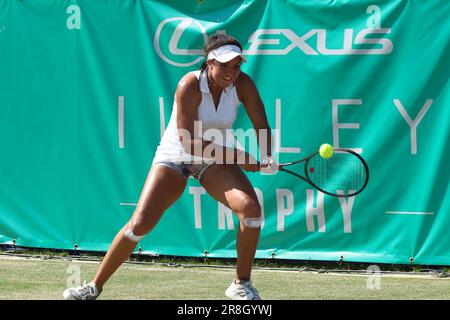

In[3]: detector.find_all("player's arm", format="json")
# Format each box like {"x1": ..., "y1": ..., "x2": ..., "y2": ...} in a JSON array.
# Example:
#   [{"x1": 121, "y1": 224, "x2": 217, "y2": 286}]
[
  {"x1": 176, "y1": 74, "x2": 240, "y2": 163},
  {"x1": 236, "y1": 72, "x2": 273, "y2": 160}
]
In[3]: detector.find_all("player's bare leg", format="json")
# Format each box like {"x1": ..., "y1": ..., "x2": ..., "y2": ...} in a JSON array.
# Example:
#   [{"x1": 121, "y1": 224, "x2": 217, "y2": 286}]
[
  {"x1": 200, "y1": 164, "x2": 262, "y2": 299},
  {"x1": 60, "y1": 165, "x2": 189, "y2": 301},
  {"x1": 92, "y1": 165, "x2": 187, "y2": 290}
]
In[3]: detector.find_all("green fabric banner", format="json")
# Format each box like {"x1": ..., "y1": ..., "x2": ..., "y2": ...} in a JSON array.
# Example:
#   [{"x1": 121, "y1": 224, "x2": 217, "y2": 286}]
[{"x1": 0, "y1": 0, "x2": 449, "y2": 265}]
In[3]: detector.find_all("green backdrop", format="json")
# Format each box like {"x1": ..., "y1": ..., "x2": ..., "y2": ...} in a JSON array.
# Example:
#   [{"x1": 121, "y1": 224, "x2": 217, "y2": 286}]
[{"x1": 1, "y1": 0, "x2": 449, "y2": 265}]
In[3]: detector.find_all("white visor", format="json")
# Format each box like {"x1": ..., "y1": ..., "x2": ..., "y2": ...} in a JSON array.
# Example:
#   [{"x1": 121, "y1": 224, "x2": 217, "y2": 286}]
[{"x1": 207, "y1": 45, "x2": 247, "y2": 63}]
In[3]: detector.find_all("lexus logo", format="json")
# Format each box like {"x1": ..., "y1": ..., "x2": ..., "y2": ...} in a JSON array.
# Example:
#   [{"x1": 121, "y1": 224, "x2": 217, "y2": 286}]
[{"x1": 154, "y1": 17, "x2": 393, "y2": 67}]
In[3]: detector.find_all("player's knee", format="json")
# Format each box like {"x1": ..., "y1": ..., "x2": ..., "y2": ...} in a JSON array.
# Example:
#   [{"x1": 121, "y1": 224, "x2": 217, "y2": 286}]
[
  {"x1": 125, "y1": 210, "x2": 161, "y2": 241},
  {"x1": 237, "y1": 200, "x2": 262, "y2": 228},
  {"x1": 131, "y1": 216, "x2": 155, "y2": 236},
  {"x1": 238, "y1": 199, "x2": 261, "y2": 218}
]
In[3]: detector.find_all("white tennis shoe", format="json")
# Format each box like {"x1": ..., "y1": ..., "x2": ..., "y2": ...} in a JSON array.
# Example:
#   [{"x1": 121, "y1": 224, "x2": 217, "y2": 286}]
[
  {"x1": 225, "y1": 280, "x2": 261, "y2": 300},
  {"x1": 63, "y1": 282, "x2": 101, "y2": 300}
]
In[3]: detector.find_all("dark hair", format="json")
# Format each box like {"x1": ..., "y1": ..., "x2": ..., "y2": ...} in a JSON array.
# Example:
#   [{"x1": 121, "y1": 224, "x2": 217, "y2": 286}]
[{"x1": 200, "y1": 33, "x2": 243, "y2": 71}]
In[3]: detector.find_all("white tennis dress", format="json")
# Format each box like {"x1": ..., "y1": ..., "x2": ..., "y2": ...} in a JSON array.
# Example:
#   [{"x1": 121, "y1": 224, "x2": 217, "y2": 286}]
[{"x1": 152, "y1": 70, "x2": 242, "y2": 164}]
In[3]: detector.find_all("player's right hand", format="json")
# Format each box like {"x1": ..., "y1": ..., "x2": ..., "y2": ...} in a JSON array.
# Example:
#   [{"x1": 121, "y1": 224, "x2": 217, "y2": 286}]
[{"x1": 260, "y1": 155, "x2": 279, "y2": 175}]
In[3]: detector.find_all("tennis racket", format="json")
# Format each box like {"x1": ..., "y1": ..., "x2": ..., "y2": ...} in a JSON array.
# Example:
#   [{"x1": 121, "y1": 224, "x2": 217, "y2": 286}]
[{"x1": 277, "y1": 148, "x2": 369, "y2": 197}]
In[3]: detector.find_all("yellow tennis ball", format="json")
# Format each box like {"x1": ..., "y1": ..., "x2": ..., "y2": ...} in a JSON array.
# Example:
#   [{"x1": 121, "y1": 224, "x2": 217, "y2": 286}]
[{"x1": 319, "y1": 143, "x2": 334, "y2": 159}]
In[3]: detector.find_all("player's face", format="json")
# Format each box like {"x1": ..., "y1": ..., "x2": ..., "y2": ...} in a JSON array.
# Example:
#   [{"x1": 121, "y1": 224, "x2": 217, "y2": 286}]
[{"x1": 208, "y1": 57, "x2": 242, "y2": 88}]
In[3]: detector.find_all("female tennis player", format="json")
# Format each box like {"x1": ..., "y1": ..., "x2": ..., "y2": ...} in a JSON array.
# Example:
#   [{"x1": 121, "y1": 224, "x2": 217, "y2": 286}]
[{"x1": 63, "y1": 33, "x2": 275, "y2": 300}]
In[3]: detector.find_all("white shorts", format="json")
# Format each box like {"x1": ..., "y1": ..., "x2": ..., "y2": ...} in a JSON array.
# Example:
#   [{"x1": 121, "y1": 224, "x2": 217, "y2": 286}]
[{"x1": 154, "y1": 161, "x2": 215, "y2": 181}]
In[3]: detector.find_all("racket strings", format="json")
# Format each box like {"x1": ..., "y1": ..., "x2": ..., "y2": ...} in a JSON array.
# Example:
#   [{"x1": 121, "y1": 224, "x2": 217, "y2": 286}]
[{"x1": 307, "y1": 153, "x2": 367, "y2": 195}]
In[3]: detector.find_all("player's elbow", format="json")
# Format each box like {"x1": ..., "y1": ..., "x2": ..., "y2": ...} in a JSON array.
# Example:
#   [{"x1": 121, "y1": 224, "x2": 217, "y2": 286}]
[
  {"x1": 179, "y1": 136, "x2": 194, "y2": 155},
  {"x1": 177, "y1": 128, "x2": 193, "y2": 154}
]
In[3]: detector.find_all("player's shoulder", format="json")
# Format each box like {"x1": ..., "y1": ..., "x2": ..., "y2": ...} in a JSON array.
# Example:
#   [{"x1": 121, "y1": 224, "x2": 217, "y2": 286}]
[
  {"x1": 178, "y1": 71, "x2": 200, "y2": 91},
  {"x1": 235, "y1": 71, "x2": 258, "y2": 99},
  {"x1": 236, "y1": 71, "x2": 253, "y2": 86},
  {"x1": 176, "y1": 71, "x2": 201, "y2": 100}
]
